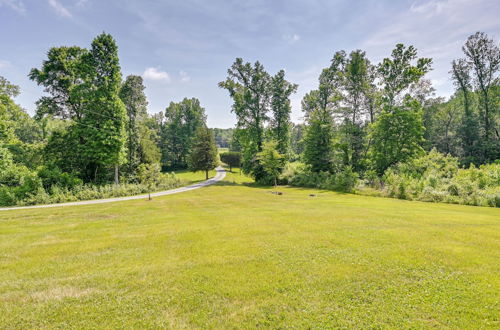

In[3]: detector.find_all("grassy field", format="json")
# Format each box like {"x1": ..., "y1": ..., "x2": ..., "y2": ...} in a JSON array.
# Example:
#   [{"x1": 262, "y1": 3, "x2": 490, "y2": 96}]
[
  {"x1": 172, "y1": 169, "x2": 217, "y2": 184},
  {"x1": 0, "y1": 169, "x2": 499, "y2": 328}
]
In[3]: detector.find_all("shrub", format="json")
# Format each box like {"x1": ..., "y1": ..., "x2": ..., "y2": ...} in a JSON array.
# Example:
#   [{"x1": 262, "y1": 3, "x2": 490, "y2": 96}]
[
  {"x1": 2, "y1": 171, "x2": 183, "y2": 207},
  {"x1": 37, "y1": 166, "x2": 82, "y2": 190},
  {"x1": 281, "y1": 162, "x2": 359, "y2": 193},
  {"x1": 378, "y1": 150, "x2": 500, "y2": 207}
]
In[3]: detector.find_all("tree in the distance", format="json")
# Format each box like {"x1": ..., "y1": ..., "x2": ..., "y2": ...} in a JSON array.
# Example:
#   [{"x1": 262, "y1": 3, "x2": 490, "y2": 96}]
[
  {"x1": 220, "y1": 151, "x2": 241, "y2": 172},
  {"x1": 160, "y1": 98, "x2": 207, "y2": 169},
  {"x1": 188, "y1": 126, "x2": 219, "y2": 180}
]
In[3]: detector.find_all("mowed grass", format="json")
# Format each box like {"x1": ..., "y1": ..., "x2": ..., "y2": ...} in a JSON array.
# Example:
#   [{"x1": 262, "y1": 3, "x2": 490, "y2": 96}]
[
  {"x1": 0, "y1": 170, "x2": 499, "y2": 328},
  {"x1": 172, "y1": 169, "x2": 217, "y2": 184}
]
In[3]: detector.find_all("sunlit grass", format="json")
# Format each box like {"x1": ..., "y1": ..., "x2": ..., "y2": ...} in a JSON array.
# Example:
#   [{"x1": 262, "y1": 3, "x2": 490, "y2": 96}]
[
  {"x1": 0, "y1": 171, "x2": 498, "y2": 328},
  {"x1": 172, "y1": 169, "x2": 217, "y2": 184}
]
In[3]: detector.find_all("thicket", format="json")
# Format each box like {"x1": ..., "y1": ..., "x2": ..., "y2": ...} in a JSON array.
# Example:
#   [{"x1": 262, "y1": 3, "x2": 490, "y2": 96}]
[{"x1": 373, "y1": 150, "x2": 500, "y2": 207}]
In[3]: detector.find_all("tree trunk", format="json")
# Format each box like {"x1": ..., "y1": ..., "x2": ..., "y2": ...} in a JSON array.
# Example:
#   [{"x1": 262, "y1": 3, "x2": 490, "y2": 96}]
[
  {"x1": 114, "y1": 164, "x2": 119, "y2": 185},
  {"x1": 148, "y1": 192, "x2": 151, "y2": 201},
  {"x1": 205, "y1": 169, "x2": 209, "y2": 180}
]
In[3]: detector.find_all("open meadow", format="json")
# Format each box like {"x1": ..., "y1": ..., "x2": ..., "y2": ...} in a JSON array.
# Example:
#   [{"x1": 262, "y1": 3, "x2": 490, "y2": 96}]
[{"x1": 1, "y1": 170, "x2": 498, "y2": 328}]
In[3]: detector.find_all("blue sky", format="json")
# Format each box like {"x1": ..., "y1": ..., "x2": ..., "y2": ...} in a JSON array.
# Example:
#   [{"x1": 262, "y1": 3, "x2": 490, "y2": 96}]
[{"x1": 1, "y1": 0, "x2": 499, "y2": 128}]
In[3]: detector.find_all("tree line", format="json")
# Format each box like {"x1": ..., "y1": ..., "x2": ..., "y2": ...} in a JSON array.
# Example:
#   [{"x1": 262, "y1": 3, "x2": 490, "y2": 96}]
[
  {"x1": 0, "y1": 33, "x2": 218, "y2": 205},
  {"x1": 219, "y1": 32, "x2": 499, "y2": 206},
  {"x1": 0, "y1": 31, "x2": 498, "y2": 206}
]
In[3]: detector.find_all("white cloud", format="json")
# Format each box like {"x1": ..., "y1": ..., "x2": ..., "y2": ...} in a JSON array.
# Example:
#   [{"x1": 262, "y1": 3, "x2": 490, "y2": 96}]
[
  {"x1": 0, "y1": 0, "x2": 26, "y2": 14},
  {"x1": 362, "y1": 0, "x2": 499, "y2": 98},
  {"x1": 0, "y1": 59, "x2": 11, "y2": 69},
  {"x1": 143, "y1": 67, "x2": 171, "y2": 82},
  {"x1": 284, "y1": 33, "x2": 301, "y2": 44},
  {"x1": 410, "y1": 0, "x2": 446, "y2": 17},
  {"x1": 48, "y1": 0, "x2": 72, "y2": 18},
  {"x1": 179, "y1": 70, "x2": 191, "y2": 83},
  {"x1": 75, "y1": 0, "x2": 88, "y2": 7}
]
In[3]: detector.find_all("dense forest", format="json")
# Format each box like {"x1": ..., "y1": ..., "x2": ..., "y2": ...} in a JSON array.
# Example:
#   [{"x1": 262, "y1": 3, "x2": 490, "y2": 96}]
[{"x1": 0, "y1": 32, "x2": 498, "y2": 207}]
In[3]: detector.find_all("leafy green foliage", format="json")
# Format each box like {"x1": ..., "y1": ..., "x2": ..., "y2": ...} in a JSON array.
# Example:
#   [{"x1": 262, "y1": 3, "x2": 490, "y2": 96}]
[
  {"x1": 379, "y1": 149, "x2": 500, "y2": 207},
  {"x1": 281, "y1": 162, "x2": 358, "y2": 193},
  {"x1": 220, "y1": 151, "x2": 241, "y2": 172},
  {"x1": 270, "y1": 70, "x2": 297, "y2": 159},
  {"x1": 120, "y1": 75, "x2": 148, "y2": 175},
  {"x1": 188, "y1": 126, "x2": 218, "y2": 179},
  {"x1": 29, "y1": 34, "x2": 127, "y2": 182},
  {"x1": 257, "y1": 140, "x2": 283, "y2": 187},
  {"x1": 219, "y1": 58, "x2": 272, "y2": 178},
  {"x1": 369, "y1": 98, "x2": 425, "y2": 174},
  {"x1": 378, "y1": 44, "x2": 432, "y2": 106},
  {"x1": 138, "y1": 163, "x2": 161, "y2": 200},
  {"x1": 160, "y1": 98, "x2": 207, "y2": 169},
  {"x1": 303, "y1": 109, "x2": 334, "y2": 172}
]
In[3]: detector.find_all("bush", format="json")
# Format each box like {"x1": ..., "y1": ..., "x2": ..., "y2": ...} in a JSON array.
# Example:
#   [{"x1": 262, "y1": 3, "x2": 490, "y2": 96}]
[
  {"x1": 281, "y1": 162, "x2": 359, "y2": 193},
  {"x1": 37, "y1": 166, "x2": 82, "y2": 190},
  {"x1": 2, "y1": 171, "x2": 183, "y2": 207},
  {"x1": 378, "y1": 149, "x2": 500, "y2": 207}
]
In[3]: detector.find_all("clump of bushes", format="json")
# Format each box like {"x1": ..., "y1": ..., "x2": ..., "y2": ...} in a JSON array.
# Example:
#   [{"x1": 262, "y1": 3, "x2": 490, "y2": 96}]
[
  {"x1": 281, "y1": 162, "x2": 358, "y2": 193},
  {"x1": 0, "y1": 153, "x2": 183, "y2": 206},
  {"x1": 373, "y1": 149, "x2": 500, "y2": 207},
  {"x1": 20, "y1": 172, "x2": 182, "y2": 206}
]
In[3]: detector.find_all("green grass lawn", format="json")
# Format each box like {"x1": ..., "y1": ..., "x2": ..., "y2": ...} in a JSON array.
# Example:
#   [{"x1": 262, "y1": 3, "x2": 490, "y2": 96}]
[
  {"x1": 0, "y1": 170, "x2": 499, "y2": 328},
  {"x1": 172, "y1": 169, "x2": 217, "y2": 185}
]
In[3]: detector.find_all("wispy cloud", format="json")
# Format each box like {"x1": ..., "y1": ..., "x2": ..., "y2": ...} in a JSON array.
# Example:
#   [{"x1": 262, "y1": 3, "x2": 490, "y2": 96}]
[
  {"x1": 75, "y1": 0, "x2": 88, "y2": 7},
  {"x1": 0, "y1": 0, "x2": 26, "y2": 14},
  {"x1": 143, "y1": 67, "x2": 171, "y2": 82},
  {"x1": 179, "y1": 70, "x2": 191, "y2": 83},
  {"x1": 48, "y1": 0, "x2": 72, "y2": 18},
  {"x1": 284, "y1": 33, "x2": 301, "y2": 44},
  {"x1": 0, "y1": 59, "x2": 12, "y2": 69},
  {"x1": 362, "y1": 0, "x2": 500, "y2": 97}
]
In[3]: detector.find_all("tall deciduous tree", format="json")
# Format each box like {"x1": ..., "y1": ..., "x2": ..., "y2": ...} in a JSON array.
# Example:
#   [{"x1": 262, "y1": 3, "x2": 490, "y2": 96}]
[
  {"x1": 120, "y1": 75, "x2": 148, "y2": 175},
  {"x1": 462, "y1": 32, "x2": 500, "y2": 160},
  {"x1": 369, "y1": 44, "x2": 431, "y2": 174},
  {"x1": 378, "y1": 44, "x2": 432, "y2": 106},
  {"x1": 219, "y1": 58, "x2": 271, "y2": 179},
  {"x1": 451, "y1": 59, "x2": 481, "y2": 164},
  {"x1": 370, "y1": 98, "x2": 425, "y2": 174},
  {"x1": 270, "y1": 70, "x2": 297, "y2": 159},
  {"x1": 303, "y1": 108, "x2": 335, "y2": 172},
  {"x1": 82, "y1": 33, "x2": 126, "y2": 183},
  {"x1": 29, "y1": 33, "x2": 127, "y2": 183},
  {"x1": 301, "y1": 52, "x2": 345, "y2": 173},
  {"x1": 188, "y1": 126, "x2": 218, "y2": 180}
]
